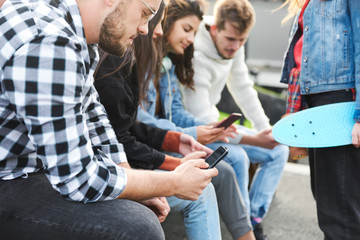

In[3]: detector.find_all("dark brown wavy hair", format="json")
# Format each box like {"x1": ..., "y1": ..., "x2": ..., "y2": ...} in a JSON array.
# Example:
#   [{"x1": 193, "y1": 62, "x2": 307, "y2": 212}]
[{"x1": 160, "y1": 0, "x2": 206, "y2": 89}]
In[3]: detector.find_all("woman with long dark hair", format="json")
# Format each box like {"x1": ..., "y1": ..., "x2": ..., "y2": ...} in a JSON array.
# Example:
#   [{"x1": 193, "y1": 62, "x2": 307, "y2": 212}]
[{"x1": 94, "y1": 2, "x2": 222, "y2": 239}]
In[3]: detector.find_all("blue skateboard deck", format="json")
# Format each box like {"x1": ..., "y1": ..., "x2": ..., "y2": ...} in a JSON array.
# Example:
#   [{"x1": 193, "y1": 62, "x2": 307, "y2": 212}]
[{"x1": 273, "y1": 102, "x2": 355, "y2": 148}]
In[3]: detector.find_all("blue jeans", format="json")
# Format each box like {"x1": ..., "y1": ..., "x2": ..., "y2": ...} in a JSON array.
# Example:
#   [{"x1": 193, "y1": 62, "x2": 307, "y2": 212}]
[
  {"x1": 162, "y1": 154, "x2": 252, "y2": 239},
  {"x1": 207, "y1": 126, "x2": 289, "y2": 219},
  {"x1": 166, "y1": 183, "x2": 221, "y2": 240}
]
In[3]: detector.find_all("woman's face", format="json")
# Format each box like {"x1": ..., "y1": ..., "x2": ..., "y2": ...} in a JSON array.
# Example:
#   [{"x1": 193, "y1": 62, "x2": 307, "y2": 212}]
[
  {"x1": 166, "y1": 15, "x2": 201, "y2": 54},
  {"x1": 152, "y1": 12, "x2": 165, "y2": 40}
]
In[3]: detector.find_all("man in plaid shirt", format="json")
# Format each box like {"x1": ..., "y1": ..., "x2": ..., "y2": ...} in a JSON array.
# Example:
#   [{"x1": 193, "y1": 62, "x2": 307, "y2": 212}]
[{"x1": 0, "y1": 0, "x2": 218, "y2": 239}]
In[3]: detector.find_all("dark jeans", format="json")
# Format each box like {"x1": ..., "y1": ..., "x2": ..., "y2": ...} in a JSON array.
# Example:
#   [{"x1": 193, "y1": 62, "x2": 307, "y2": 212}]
[
  {"x1": 305, "y1": 90, "x2": 360, "y2": 240},
  {"x1": 0, "y1": 172, "x2": 164, "y2": 240}
]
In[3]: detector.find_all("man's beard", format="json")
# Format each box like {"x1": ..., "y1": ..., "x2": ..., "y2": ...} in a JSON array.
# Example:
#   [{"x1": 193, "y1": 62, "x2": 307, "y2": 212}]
[
  {"x1": 214, "y1": 38, "x2": 233, "y2": 60},
  {"x1": 99, "y1": 4, "x2": 127, "y2": 57}
]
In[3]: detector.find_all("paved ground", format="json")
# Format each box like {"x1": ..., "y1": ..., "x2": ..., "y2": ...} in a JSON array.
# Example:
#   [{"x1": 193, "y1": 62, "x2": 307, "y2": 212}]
[{"x1": 162, "y1": 160, "x2": 324, "y2": 240}]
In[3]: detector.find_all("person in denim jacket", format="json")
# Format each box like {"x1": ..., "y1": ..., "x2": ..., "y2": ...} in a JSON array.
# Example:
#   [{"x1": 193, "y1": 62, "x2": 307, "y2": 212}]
[{"x1": 280, "y1": 0, "x2": 360, "y2": 239}]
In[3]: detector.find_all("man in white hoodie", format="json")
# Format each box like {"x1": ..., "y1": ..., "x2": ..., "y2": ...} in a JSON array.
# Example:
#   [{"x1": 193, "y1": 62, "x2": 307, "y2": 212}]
[{"x1": 183, "y1": 0, "x2": 289, "y2": 239}]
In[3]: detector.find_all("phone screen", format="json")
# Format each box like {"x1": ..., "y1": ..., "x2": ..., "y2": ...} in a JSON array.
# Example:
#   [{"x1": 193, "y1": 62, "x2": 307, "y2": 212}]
[{"x1": 205, "y1": 146, "x2": 228, "y2": 169}]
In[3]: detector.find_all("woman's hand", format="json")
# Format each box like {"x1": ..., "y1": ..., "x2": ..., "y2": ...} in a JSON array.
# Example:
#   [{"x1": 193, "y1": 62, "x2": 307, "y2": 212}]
[
  {"x1": 179, "y1": 133, "x2": 213, "y2": 156},
  {"x1": 180, "y1": 151, "x2": 210, "y2": 164},
  {"x1": 352, "y1": 122, "x2": 360, "y2": 148}
]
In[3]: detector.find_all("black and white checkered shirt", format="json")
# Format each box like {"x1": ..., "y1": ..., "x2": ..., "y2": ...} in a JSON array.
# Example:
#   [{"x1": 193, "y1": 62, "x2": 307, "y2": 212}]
[{"x1": 0, "y1": 0, "x2": 128, "y2": 202}]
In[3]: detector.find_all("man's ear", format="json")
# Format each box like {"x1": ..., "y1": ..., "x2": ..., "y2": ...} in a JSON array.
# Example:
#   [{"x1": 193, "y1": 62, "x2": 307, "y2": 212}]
[{"x1": 209, "y1": 25, "x2": 217, "y2": 37}]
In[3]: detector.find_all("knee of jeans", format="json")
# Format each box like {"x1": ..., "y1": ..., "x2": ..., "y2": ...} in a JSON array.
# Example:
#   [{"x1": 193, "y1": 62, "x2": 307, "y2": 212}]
[
  {"x1": 226, "y1": 148, "x2": 249, "y2": 170},
  {"x1": 199, "y1": 183, "x2": 217, "y2": 203},
  {"x1": 215, "y1": 161, "x2": 237, "y2": 182},
  {"x1": 216, "y1": 161, "x2": 243, "y2": 190},
  {"x1": 116, "y1": 203, "x2": 165, "y2": 240},
  {"x1": 272, "y1": 145, "x2": 290, "y2": 164}
]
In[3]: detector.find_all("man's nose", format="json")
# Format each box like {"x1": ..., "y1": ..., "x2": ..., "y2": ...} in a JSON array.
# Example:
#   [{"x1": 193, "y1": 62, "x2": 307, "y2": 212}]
[
  {"x1": 187, "y1": 33, "x2": 195, "y2": 44},
  {"x1": 231, "y1": 41, "x2": 241, "y2": 51},
  {"x1": 138, "y1": 23, "x2": 149, "y2": 36}
]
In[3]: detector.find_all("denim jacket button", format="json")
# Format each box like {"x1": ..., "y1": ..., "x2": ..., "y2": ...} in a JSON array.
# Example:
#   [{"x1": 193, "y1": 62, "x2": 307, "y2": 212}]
[
  {"x1": 304, "y1": 57, "x2": 308, "y2": 63},
  {"x1": 304, "y1": 26, "x2": 309, "y2": 31},
  {"x1": 305, "y1": 87, "x2": 309, "y2": 92}
]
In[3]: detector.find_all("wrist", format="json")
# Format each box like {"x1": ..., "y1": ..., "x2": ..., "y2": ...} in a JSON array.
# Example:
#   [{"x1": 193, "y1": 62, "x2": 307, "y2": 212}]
[
  {"x1": 239, "y1": 134, "x2": 252, "y2": 145},
  {"x1": 167, "y1": 171, "x2": 179, "y2": 196}
]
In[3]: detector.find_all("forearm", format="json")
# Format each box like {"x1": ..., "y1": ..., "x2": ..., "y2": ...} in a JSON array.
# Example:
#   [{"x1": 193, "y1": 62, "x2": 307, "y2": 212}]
[
  {"x1": 239, "y1": 134, "x2": 257, "y2": 146},
  {"x1": 119, "y1": 168, "x2": 176, "y2": 200},
  {"x1": 118, "y1": 131, "x2": 165, "y2": 170},
  {"x1": 130, "y1": 122, "x2": 168, "y2": 150}
]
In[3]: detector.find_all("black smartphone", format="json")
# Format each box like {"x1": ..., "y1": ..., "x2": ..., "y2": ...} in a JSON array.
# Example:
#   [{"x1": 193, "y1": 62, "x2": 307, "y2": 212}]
[
  {"x1": 215, "y1": 113, "x2": 242, "y2": 129},
  {"x1": 205, "y1": 146, "x2": 228, "y2": 169}
]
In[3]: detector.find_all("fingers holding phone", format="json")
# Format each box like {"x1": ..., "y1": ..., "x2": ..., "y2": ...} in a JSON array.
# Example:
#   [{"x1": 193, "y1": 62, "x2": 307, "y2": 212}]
[
  {"x1": 196, "y1": 125, "x2": 224, "y2": 145},
  {"x1": 181, "y1": 151, "x2": 209, "y2": 164},
  {"x1": 173, "y1": 159, "x2": 218, "y2": 200}
]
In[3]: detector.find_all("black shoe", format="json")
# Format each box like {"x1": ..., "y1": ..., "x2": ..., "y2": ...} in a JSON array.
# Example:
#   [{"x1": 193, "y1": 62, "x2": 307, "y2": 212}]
[{"x1": 253, "y1": 223, "x2": 269, "y2": 240}]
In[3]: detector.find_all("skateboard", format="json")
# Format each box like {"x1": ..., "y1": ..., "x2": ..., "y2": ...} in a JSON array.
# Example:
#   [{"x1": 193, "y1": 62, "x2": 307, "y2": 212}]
[{"x1": 272, "y1": 102, "x2": 355, "y2": 148}]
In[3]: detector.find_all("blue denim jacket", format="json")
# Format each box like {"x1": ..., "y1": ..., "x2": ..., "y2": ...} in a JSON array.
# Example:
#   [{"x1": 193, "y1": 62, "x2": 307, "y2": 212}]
[
  {"x1": 137, "y1": 58, "x2": 206, "y2": 139},
  {"x1": 280, "y1": 0, "x2": 360, "y2": 120}
]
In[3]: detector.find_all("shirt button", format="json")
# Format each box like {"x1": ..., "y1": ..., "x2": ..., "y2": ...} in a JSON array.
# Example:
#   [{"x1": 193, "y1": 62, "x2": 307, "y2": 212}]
[
  {"x1": 304, "y1": 57, "x2": 308, "y2": 63},
  {"x1": 304, "y1": 26, "x2": 309, "y2": 31}
]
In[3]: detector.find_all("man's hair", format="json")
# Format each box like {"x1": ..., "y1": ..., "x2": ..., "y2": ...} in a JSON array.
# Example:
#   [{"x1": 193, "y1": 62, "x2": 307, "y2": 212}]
[{"x1": 213, "y1": 0, "x2": 255, "y2": 34}]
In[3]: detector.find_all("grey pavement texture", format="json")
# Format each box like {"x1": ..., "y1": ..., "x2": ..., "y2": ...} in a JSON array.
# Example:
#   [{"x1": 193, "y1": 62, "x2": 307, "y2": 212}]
[{"x1": 162, "y1": 161, "x2": 324, "y2": 240}]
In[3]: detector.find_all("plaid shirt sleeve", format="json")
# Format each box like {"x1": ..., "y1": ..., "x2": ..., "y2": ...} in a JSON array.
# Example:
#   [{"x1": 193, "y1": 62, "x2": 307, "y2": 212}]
[{"x1": 2, "y1": 34, "x2": 127, "y2": 202}]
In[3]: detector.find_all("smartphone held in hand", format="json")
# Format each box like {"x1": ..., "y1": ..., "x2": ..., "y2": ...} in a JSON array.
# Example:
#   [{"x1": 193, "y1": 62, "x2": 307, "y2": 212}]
[
  {"x1": 205, "y1": 146, "x2": 228, "y2": 169},
  {"x1": 215, "y1": 113, "x2": 242, "y2": 129}
]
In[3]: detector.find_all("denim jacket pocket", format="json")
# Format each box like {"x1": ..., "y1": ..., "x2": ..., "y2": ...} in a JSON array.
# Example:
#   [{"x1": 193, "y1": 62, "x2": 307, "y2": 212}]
[{"x1": 314, "y1": 0, "x2": 344, "y2": 17}]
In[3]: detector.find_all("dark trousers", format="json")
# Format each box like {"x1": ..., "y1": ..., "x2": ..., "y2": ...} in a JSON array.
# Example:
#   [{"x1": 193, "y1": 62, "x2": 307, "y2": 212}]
[
  {"x1": 305, "y1": 90, "x2": 360, "y2": 240},
  {"x1": 0, "y1": 173, "x2": 165, "y2": 240},
  {"x1": 212, "y1": 161, "x2": 252, "y2": 239}
]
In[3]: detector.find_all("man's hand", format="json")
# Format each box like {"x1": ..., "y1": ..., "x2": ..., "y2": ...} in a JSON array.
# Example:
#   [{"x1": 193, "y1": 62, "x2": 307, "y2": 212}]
[
  {"x1": 352, "y1": 122, "x2": 360, "y2": 148},
  {"x1": 172, "y1": 159, "x2": 218, "y2": 201},
  {"x1": 139, "y1": 197, "x2": 170, "y2": 223},
  {"x1": 240, "y1": 129, "x2": 278, "y2": 149},
  {"x1": 179, "y1": 133, "x2": 213, "y2": 156}
]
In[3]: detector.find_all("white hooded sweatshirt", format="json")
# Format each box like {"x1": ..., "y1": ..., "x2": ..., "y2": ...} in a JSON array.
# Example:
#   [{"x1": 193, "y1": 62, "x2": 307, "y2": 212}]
[{"x1": 183, "y1": 16, "x2": 270, "y2": 133}]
